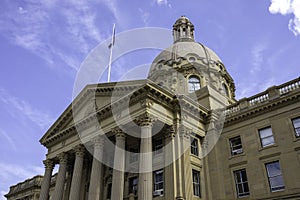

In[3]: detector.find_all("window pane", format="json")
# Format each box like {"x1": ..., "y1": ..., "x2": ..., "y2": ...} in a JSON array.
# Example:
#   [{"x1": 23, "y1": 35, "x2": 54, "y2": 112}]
[
  {"x1": 234, "y1": 169, "x2": 250, "y2": 197},
  {"x1": 192, "y1": 170, "x2": 201, "y2": 197},
  {"x1": 259, "y1": 127, "x2": 272, "y2": 138},
  {"x1": 292, "y1": 117, "x2": 300, "y2": 137},
  {"x1": 265, "y1": 161, "x2": 285, "y2": 192},
  {"x1": 261, "y1": 136, "x2": 275, "y2": 147},
  {"x1": 230, "y1": 136, "x2": 243, "y2": 155},
  {"x1": 188, "y1": 76, "x2": 201, "y2": 92}
]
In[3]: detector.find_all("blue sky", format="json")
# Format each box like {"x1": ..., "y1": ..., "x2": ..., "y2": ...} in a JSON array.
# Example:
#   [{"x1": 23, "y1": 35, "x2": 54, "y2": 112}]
[{"x1": 0, "y1": 0, "x2": 300, "y2": 198}]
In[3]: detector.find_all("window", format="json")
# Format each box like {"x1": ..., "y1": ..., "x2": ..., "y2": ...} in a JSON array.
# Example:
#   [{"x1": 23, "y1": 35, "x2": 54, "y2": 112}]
[
  {"x1": 222, "y1": 83, "x2": 230, "y2": 97},
  {"x1": 153, "y1": 170, "x2": 163, "y2": 196},
  {"x1": 192, "y1": 169, "x2": 201, "y2": 197},
  {"x1": 153, "y1": 139, "x2": 163, "y2": 156},
  {"x1": 188, "y1": 76, "x2": 201, "y2": 92},
  {"x1": 233, "y1": 169, "x2": 250, "y2": 198},
  {"x1": 259, "y1": 127, "x2": 275, "y2": 147},
  {"x1": 129, "y1": 148, "x2": 138, "y2": 163},
  {"x1": 229, "y1": 136, "x2": 243, "y2": 156},
  {"x1": 129, "y1": 176, "x2": 138, "y2": 195},
  {"x1": 191, "y1": 137, "x2": 199, "y2": 156},
  {"x1": 265, "y1": 161, "x2": 285, "y2": 192},
  {"x1": 292, "y1": 117, "x2": 300, "y2": 137}
]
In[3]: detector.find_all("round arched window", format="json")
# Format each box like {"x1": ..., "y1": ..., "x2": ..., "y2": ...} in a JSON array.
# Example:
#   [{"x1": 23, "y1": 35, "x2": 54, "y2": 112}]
[
  {"x1": 222, "y1": 83, "x2": 230, "y2": 97},
  {"x1": 188, "y1": 76, "x2": 201, "y2": 92}
]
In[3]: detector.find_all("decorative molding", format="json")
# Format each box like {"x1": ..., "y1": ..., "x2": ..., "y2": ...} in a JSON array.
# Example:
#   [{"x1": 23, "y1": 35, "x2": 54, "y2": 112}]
[
  {"x1": 134, "y1": 113, "x2": 155, "y2": 127},
  {"x1": 43, "y1": 159, "x2": 54, "y2": 170},
  {"x1": 259, "y1": 152, "x2": 281, "y2": 160},
  {"x1": 57, "y1": 152, "x2": 68, "y2": 164},
  {"x1": 74, "y1": 144, "x2": 85, "y2": 157},
  {"x1": 112, "y1": 127, "x2": 126, "y2": 139}
]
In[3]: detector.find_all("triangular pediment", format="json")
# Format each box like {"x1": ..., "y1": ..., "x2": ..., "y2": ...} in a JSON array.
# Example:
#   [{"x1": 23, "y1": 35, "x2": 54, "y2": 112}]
[{"x1": 40, "y1": 79, "x2": 151, "y2": 147}]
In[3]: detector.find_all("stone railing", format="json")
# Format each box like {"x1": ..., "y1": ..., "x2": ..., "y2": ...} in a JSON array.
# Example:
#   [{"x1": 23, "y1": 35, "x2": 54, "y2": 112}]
[
  {"x1": 225, "y1": 77, "x2": 300, "y2": 116},
  {"x1": 8, "y1": 175, "x2": 43, "y2": 194}
]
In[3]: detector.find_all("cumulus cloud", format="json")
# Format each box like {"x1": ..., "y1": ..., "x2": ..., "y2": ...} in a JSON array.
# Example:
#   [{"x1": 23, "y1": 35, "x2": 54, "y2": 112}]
[{"x1": 268, "y1": 0, "x2": 300, "y2": 36}]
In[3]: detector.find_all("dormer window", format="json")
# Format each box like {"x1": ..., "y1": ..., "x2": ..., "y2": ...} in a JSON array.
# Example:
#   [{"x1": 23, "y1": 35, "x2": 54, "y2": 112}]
[{"x1": 188, "y1": 76, "x2": 201, "y2": 93}]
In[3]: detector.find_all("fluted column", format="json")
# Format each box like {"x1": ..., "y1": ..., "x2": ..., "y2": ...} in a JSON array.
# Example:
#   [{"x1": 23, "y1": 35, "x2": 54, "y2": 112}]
[
  {"x1": 69, "y1": 145, "x2": 85, "y2": 200},
  {"x1": 137, "y1": 114, "x2": 153, "y2": 200},
  {"x1": 111, "y1": 128, "x2": 126, "y2": 200},
  {"x1": 53, "y1": 153, "x2": 68, "y2": 200},
  {"x1": 39, "y1": 159, "x2": 54, "y2": 200},
  {"x1": 88, "y1": 136, "x2": 104, "y2": 200}
]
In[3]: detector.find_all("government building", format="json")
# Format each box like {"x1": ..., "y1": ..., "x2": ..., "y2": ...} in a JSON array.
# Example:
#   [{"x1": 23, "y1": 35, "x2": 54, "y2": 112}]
[{"x1": 5, "y1": 16, "x2": 300, "y2": 200}]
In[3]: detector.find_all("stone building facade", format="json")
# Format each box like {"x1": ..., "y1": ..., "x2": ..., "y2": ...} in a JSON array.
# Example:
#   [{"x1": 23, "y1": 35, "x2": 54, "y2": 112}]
[{"x1": 5, "y1": 16, "x2": 300, "y2": 200}]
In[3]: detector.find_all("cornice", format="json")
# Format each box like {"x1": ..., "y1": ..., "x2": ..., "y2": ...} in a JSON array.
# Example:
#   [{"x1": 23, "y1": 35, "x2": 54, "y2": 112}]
[{"x1": 225, "y1": 90, "x2": 300, "y2": 125}]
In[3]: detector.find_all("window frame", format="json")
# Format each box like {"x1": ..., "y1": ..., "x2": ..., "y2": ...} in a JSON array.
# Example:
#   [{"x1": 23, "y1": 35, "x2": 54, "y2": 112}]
[
  {"x1": 190, "y1": 137, "x2": 199, "y2": 156},
  {"x1": 153, "y1": 170, "x2": 164, "y2": 196},
  {"x1": 265, "y1": 161, "x2": 285, "y2": 192},
  {"x1": 229, "y1": 136, "x2": 243, "y2": 156},
  {"x1": 258, "y1": 126, "x2": 275, "y2": 148},
  {"x1": 192, "y1": 169, "x2": 201, "y2": 197},
  {"x1": 233, "y1": 169, "x2": 250, "y2": 198},
  {"x1": 292, "y1": 117, "x2": 300, "y2": 138},
  {"x1": 188, "y1": 76, "x2": 201, "y2": 93},
  {"x1": 129, "y1": 176, "x2": 138, "y2": 195}
]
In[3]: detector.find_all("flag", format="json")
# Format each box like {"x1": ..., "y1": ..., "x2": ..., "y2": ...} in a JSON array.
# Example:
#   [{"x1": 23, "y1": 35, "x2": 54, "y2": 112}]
[{"x1": 108, "y1": 23, "x2": 115, "y2": 49}]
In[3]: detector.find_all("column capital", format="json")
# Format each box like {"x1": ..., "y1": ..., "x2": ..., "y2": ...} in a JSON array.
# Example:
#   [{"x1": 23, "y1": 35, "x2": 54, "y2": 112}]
[
  {"x1": 43, "y1": 159, "x2": 54, "y2": 170},
  {"x1": 164, "y1": 126, "x2": 176, "y2": 139},
  {"x1": 134, "y1": 113, "x2": 155, "y2": 127},
  {"x1": 58, "y1": 152, "x2": 68, "y2": 164},
  {"x1": 91, "y1": 136, "x2": 105, "y2": 148},
  {"x1": 112, "y1": 127, "x2": 126, "y2": 139},
  {"x1": 74, "y1": 144, "x2": 85, "y2": 157}
]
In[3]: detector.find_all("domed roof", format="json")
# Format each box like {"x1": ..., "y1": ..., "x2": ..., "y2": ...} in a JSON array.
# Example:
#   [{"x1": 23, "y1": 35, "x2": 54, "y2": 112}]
[{"x1": 151, "y1": 41, "x2": 222, "y2": 66}]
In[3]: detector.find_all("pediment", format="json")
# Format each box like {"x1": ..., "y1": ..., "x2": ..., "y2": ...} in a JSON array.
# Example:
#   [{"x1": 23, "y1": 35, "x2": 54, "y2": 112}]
[{"x1": 40, "y1": 79, "x2": 149, "y2": 147}]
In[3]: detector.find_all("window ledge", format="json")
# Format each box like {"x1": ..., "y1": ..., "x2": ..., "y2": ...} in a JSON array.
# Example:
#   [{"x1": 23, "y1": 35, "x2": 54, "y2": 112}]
[
  {"x1": 229, "y1": 152, "x2": 245, "y2": 160},
  {"x1": 258, "y1": 144, "x2": 278, "y2": 152},
  {"x1": 293, "y1": 136, "x2": 300, "y2": 142}
]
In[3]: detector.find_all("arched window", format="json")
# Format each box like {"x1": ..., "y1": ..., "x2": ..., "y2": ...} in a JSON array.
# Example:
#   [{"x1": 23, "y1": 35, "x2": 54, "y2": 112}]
[
  {"x1": 222, "y1": 83, "x2": 230, "y2": 97},
  {"x1": 188, "y1": 76, "x2": 201, "y2": 93}
]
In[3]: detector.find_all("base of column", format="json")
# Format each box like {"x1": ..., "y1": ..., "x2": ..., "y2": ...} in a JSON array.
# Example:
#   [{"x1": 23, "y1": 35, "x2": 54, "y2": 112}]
[{"x1": 176, "y1": 196, "x2": 185, "y2": 200}]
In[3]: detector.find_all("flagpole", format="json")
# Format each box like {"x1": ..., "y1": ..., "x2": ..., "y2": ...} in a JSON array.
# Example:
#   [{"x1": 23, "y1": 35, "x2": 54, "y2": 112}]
[{"x1": 108, "y1": 23, "x2": 115, "y2": 83}]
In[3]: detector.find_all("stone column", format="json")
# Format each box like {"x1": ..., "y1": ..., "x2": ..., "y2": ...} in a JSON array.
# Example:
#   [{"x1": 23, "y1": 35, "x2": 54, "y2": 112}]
[
  {"x1": 69, "y1": 145, "x2": 85, "y2": 200},
  {"x1": 164, "y1": 126, "x2": 176, "y2": 199},
  {"x1": 137, "y1": 114, "x2": 153, "y2": 200},
  {"x1": 39, "y1": 159, "x2": 54, "y2": 200},
  {"x1": 111, "y1": 128, "x2": 126, "y2": 200},
  {"x1": 175, "y1": 120, "x2": 184, "y2": 200},
  {"x1": 88, "y1": 136, "x2": 104, "y2": 200},
  {"x1": 53, "y1": 153, "x2": 68, "y2": 200}
]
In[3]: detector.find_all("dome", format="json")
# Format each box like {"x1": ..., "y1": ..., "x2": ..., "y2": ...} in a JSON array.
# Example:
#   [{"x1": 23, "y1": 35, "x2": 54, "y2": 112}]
[
  {"x1": 151, "y1": 41, "x2": 222, "y2": 66},
  {"x1": 147, "y1": 16, "x2": 236, "y2": 101}
]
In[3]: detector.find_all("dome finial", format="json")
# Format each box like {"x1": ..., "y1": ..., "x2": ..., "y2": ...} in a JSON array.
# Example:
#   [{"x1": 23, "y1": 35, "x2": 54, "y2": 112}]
[{"x1": 172, "y1": 16, "x2": 195, "y2": 43}]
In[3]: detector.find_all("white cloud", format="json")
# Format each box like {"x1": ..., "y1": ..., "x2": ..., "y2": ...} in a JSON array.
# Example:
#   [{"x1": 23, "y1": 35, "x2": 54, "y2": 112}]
[
  {"x1": 139, "y1": 8, "x2": 150, "y2": 26},
  {"x1": 0, "y1": 1, "x2": 106, "y2": 71},
  {"x1": 0, "y1": 129, "x2": 17, "y2": 152},
  {"x1": 0, "y1": 88, "x2": 55, "y2": 129},
  {"x1": 269, "y1": 0, "x2": 300, "y2": 36},
  {"x1": 251, "y1": 43, "x2": 267, "y2": 74}
]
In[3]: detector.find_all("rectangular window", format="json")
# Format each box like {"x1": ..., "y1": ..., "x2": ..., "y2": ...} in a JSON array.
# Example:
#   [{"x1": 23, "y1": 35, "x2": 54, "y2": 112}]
[
  {"x1": 259, "y1": 127, "x2": 275, "y2": 147},
  {"x1": 233, "y1": 169, "x2": 250, "y2": 198},
  {"x1": 191, "y1": 137, "x2": 199, "y2": 156},
  {"x1": 265, "y1": 161, "x2": 285, "y2": 192},
  {"x1": 153, "y1": 139, "x2": 163, "y2": 155},
  {"x1": 153, "y1": 170, "x2": 163, "y2": 196},
  {"x1": 129, "y1": 148, "x2": 138, "y2": 163},
  {"x1": 292, "y1": 117, "x2": 300, "y2": 138},
  {"x1": 192, "y1": 169, "x2": 201, "y2": 197},
  {"x1": 229, "y1": 136, "x2": 243, "y2": 156},
  {"x1": 129, "y1": 176, "x2": 138, "y2": 195}
]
